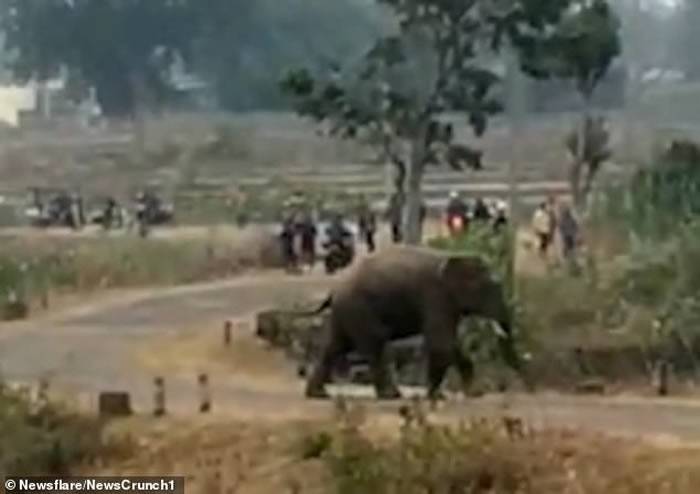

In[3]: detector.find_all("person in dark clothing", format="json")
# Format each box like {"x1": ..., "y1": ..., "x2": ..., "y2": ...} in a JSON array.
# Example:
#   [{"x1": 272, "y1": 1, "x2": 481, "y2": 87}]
[
  {"x1": 492, "y1": 200, "x2": 508, "y2": 234},
  {"x1": 324, "y1": 213, "x2": 354, "y2": 273},
  {"x1": 279, "y1": 215, "x2": 298, "y2": 272},
  {"x1": 326, "y1": 213, "x2": 352, "y2": 245},
  {"x1": 357, "y1": 202, "x2": 377, "y2": 252},
  {"x1": 386, "y1": 192, "x2": 404, "y2": 243},
  {"x1": 297, "y1": 212, "x2": 318, "y2": 271},
  {"x1": 102, "y1": 197, "x2": 119, "y2": 230},
  {"x1": 558, "y1": 203, "x2": 579, "y2": 263},
  {"x1": 445, "y1": 191, "x2": 469, "y2": 236},
  {"x1": 472, "y1": 197, "x2": 491, "y2": 222}
]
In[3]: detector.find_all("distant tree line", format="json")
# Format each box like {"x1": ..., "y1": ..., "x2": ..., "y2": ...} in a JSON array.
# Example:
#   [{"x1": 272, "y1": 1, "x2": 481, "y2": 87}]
[{"x1": 0, "y1": 0, "x2": 627, "y2": 118}]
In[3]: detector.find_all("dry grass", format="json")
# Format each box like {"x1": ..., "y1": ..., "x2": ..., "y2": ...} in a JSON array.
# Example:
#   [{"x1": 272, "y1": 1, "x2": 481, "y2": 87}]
[
  {"x1": 85, "y1": 410, "x2": 700, "y2": 494},
  {"x1": 135, "y1": 320, "x2": 297, "y2": 385},
  {"x1": 0, "y1": 226, "x2": 282, "y2": 319}
]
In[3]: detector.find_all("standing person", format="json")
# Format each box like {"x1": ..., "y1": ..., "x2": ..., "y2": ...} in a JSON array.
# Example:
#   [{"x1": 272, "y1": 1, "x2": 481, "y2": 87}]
[
  {"x1": 558, "y1": 203, "x2": 580, "y2": 266},
  {"x1": 532, "y1": 202, "x2": 553, "y2": 259},
  {"x1": 298, "y1": 211, "x2": 318, "y2": 272},
  {"x1": 472, "y1": 197, "x2": 491, "y2": 223},
  {"x1": 279, "y1": 213, "x2": 298, "y2": 273},
  {"x1": 546, "y1": 195, "x2": 558, "y2": 249},
  {"x1": 386, "y1": 192, "x2": 404, "y2": 244},
  {"x1": 357, "y1": 200, "x2": 377, "y2": 253}
]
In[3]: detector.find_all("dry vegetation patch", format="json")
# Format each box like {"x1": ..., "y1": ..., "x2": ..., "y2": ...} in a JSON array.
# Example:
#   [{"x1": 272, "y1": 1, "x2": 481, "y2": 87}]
[{"x1": 85, "y1": 407, "x2": 700, "y2": 494}]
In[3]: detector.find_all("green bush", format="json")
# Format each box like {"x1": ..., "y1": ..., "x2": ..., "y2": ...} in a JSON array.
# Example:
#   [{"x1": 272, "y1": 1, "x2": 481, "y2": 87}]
[
  {"x1": 311, "y1": 405, "x2": 700, "y2": 494},
  {"x1": 0, "y1": 385, "x2": 109, "y2": 476},
  {"x1": 0, "y1": 233, "x2": 281, "y2": 317}
]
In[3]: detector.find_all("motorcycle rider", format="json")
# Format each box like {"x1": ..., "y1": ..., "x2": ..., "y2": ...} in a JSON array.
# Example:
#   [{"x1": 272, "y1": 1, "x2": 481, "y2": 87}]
[
  {"x1": 492, "y1": 200, "x2": 508, "y2": 234},
  {"x1": 324, "y1": 212, "x2": 354, "y2": 272},
  {"x1": 472, "y1": 197, "x2": 491, "y2": 222},
  {"x1": 445, "y1": 190, "x2": 468, "y2": 236}
]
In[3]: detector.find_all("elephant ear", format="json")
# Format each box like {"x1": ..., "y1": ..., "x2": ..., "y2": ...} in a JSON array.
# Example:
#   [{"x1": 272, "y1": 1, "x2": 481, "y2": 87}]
[{"x1": 438, "y1": 256, "x2": 489, "y2": 295}]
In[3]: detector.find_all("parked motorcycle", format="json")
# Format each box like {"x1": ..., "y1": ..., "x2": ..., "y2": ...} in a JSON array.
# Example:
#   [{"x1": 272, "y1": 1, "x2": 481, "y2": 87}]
[{"x1": 323, "y1": 237, "x2": 355, "y2": 274}]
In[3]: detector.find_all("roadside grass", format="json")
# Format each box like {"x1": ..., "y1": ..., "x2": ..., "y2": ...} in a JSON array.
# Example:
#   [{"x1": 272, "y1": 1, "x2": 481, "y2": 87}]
[
  {"x1": 0, "y1": 228, "x2": 281, "y2": 321},
  {"x1": 86, "y1": 405, "x2": 700, "y2": 494},
  {"x1": 0, "y1": 383, "x2": 128, "y2": 476}
]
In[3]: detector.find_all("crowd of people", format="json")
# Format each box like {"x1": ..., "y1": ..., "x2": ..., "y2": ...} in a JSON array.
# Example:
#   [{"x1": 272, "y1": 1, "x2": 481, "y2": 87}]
[
  {"x1": 278, "y1": 205, "x2": 363, "y2": 274},
  {"x1": 278, "y1": 190, "x2": 514, "y2": 274},
  {"x1": 27, "y1": 188, "x2": 173, "y2": 236},
  {"x1": 531, "y1": 196, "x2": 580, "y2": 266},
  {"x1": 444, "y1": 191, "x2": 509, "y2": 236}
]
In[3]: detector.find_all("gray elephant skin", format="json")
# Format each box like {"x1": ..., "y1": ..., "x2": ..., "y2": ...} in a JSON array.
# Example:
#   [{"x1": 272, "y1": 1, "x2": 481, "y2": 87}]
[{"x1": 305, "y1": 245, "x2": 525, "y2": 400}]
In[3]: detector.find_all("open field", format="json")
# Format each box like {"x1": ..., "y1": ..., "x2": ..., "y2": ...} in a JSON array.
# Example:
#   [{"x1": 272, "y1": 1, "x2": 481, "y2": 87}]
[{"x1": 4, "y1": 111, "x2": 700, "y2": 488}]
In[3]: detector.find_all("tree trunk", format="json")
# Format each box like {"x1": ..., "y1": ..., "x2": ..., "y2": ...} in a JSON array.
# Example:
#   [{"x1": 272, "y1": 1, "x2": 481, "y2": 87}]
[
  {"x1": 572, "y1": 97, "x2": 592, "y2": 211},
  {"x1": 402, "y1": 136, "x2": 426, "y2": 245}
]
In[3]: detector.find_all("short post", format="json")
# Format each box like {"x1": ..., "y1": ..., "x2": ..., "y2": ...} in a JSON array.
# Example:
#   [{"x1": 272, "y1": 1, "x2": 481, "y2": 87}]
[
  {"x1": 198, "y1": 373, "x2": 211, "y2": 413},
  {"x1": 37, "y1": 377, "x2": 49, "y2": 405},
  {"x1": 154, "y1": 377, "x2": 166, "y2": 417},
  {"x1": 223, "y1": 320, "x2": 233, "y2": 346},
  {"x1": 40, "y1": 290, "x2": 49, "y2": 311},
  {"x1": 656, "y1": 360, "x2": 670, "y2": 397}
]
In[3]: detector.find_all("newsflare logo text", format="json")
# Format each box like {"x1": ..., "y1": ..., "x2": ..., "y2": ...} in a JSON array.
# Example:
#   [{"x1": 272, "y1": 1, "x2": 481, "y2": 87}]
[{"x1": 4, "y1": 476, "x2": 183, "y2": 493}]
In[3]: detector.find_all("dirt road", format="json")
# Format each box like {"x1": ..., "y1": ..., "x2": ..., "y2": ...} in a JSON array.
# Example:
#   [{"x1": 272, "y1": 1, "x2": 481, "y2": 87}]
[{"x1": 2, "y1": 271, "x2": 700, "y2": 445}]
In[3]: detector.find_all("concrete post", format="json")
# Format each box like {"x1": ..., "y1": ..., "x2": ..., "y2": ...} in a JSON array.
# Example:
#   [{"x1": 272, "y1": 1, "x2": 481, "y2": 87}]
[
  {"x1": 154, "y1": 377, "x2": 166, "y2": 417},
  {"x1": 223, "y1": 320, "x2": 233, "y2": 346},
  {"x1": 198, "y1": 373, "x2": 211, "y2": 413}
]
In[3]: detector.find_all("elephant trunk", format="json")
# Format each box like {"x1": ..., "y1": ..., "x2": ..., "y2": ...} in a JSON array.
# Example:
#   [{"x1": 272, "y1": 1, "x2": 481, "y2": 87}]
[{"x1": 496, "y1": 321, "x2": 533, "y2": 391}]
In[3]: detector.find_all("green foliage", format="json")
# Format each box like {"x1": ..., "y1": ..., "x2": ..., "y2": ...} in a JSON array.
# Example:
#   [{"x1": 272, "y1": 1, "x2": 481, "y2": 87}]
[
  {"x1": 298, "y1": 430, "x2": 334, "y2": 460},
  {"x1": 0, "y1": 234, "x2": 281, "y2": 315},
  {"x1": 593, "y1": 139, "x2": 700, "y2": 241},
  {"x1": 427, "y1": 224, "x2": 512, "y2": 285},
  {"x1": 195, "y1": 0, "x2": 383, "y2": 111},
  {"x1": 1, "y1": 0, "x2": 204, "y2": 116},
  {"x1": 0, "y1": 385, "x2": 108, "y2": 475},
  {"x1": 520, "y1": 0, "x2": 621, "y2": 100}
]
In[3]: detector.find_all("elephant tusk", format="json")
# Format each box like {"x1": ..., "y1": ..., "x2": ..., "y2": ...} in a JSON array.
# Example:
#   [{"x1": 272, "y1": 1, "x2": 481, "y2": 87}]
[{"x1": 491, "y1": 322, "x2": 508, "y2": 339}]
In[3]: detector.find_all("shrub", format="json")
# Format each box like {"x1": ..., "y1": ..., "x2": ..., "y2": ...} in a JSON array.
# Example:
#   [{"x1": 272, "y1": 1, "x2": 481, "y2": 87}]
[
  {"x1": 315, "y1": 405, "x2": 700, "y2": 494},
  {"x1": 0, "y1": 384, "x2": 111, "y2": 476}
]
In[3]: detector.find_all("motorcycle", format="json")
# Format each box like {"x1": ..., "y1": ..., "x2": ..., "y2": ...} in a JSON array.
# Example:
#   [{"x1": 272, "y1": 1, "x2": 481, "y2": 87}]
[
  {"x1": 446, "y1": 213, "x2": 467, "y2": 237},
  {"x1": 323, "y1": 237, "x2": 355, "y2": 274}
]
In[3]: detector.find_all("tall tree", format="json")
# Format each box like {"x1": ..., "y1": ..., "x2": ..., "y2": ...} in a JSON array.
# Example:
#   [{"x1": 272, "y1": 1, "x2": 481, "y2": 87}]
[
  {"x1": 520, "y1": 0, "x2": 621, "y2": 210},
  {"x1": 194, "y1": 0, "x2": 383, "y2": 111},
  {"x1": 671, "y1": 0, "x2": 700, "y2": 80},
  {"x1": 0, "y1": 0, "x2": 202, "y2": 117},
  {"x1": 282, "y1": 0, "x2": 578, "y2": 244}
]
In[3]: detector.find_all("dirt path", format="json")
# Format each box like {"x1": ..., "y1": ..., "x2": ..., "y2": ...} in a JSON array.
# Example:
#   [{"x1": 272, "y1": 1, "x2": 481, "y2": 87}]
[{"x1": 2, "y1": 269, "x2": 700, "y2": 444}]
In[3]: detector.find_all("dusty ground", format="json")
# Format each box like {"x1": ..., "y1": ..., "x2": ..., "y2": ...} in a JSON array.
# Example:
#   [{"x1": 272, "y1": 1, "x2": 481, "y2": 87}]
[{"x1": 2, "y1": 257, "x2": 700, "y2": 447}]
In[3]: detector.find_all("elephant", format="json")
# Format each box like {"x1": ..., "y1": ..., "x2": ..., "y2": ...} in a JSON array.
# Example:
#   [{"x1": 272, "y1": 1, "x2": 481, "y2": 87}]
[{"x1": 304, "y1": 245, "x2": 527, "y2": 400}]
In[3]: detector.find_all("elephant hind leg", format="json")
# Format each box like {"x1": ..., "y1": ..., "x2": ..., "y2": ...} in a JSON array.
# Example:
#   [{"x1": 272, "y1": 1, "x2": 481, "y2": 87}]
[{"x1": 305, "y1": 331, "x2": 349, "y2": 399}]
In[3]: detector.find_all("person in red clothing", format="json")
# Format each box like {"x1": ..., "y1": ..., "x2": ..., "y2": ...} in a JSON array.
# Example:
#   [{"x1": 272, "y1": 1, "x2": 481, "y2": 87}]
[{"x1": 445, "y1": 191, "x2": 469, "y2": 236}]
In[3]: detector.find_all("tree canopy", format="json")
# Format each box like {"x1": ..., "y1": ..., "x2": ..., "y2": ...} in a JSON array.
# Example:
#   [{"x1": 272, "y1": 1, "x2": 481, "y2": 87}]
[
  {"x1": 281, "y1": 0, "x2": 604, "y2": 243},
  {"x1": 0, "y1": 0, "x2": 204, "y2": 116}
]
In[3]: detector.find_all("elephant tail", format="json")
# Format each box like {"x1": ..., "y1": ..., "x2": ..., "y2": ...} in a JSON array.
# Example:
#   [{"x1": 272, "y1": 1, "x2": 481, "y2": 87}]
[{"x1": 294, "y1": 295, "x2": 333, "y2": 317}]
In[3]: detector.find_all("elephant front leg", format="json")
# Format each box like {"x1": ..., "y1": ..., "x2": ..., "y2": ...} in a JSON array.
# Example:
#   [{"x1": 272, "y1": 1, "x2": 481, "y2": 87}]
[
  {"x1": 306, "y1": 339, "x2": 344, "y2": 399},
  {"x1": 368, "y1": 346, "x2": 402, "y2": 400},
  {"x1": 453, "y1": 347, "x2": 479, "y2": 397},
  {"x1": 426, "y1": 350, "x2": 451, "y2": 401}
]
